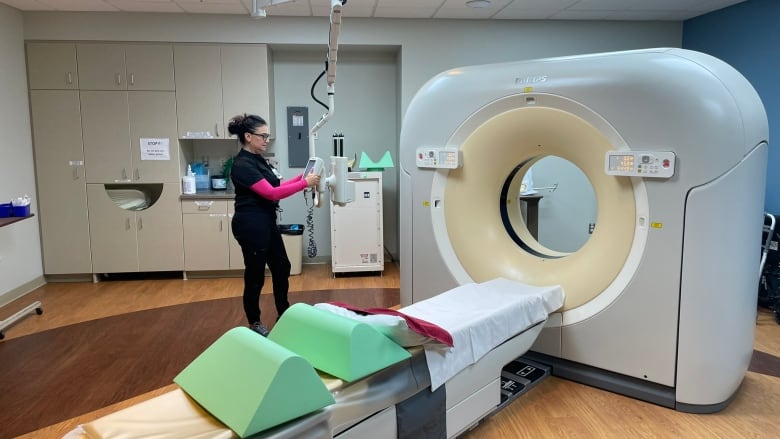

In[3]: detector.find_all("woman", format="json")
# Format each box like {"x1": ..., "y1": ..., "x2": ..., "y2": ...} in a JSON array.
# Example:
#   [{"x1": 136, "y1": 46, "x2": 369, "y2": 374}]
[{"x1": 228, "y1": 114, "x2": 320, "y2": 336}]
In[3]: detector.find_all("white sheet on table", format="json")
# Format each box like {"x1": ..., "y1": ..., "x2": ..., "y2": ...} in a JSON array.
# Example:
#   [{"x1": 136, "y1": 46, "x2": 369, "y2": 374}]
[{"x1": 399, "y1": 278, "x2": 564, "y2": 390}]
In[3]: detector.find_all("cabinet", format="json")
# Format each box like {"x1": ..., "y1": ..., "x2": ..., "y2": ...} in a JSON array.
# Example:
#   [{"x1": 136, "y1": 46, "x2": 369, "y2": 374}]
[
  {"x1": 29, "y1": 90, "x2": 92, "y2": 274},
  {"x1": 182, "y1": 200, "x2": 231, "y2": 271},
  {"x1": 76, "y1": 43, "x2": 174, "y2": 91},
  {"x1": 174, "y1": 44, "x2": 273, "y2": 139},
  {"x1": 26, "y1": 42, "x2": 78, "y2": 89},
  {"x1": 228, "y1": 202, "x2": 245, "y2": 270},
  {"x1": 80, "y1": 90, "x2": 180, "y2": 183},
  {"x1": 182, "y1": 200, "x2": 299, "y2": 272},
  {"x1": 331, "y1": 172, "x2": 384, "y2": 273},
  {"x1": 87, "y1": 183, "x2": 183, "y2": 273}
]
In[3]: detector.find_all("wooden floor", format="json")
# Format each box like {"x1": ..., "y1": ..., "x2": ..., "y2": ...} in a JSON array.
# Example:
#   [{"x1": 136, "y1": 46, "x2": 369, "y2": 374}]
[{"x1": 1, "y1": 262, "x2": 779, "y2": 439}]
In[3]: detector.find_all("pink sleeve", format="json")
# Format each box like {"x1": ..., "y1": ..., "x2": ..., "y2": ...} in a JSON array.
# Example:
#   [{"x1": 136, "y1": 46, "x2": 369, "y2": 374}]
[
  {"x1": 280, "y1": 174, "x2": 304, "y2": 186},
  {"x1": 250, "y1": 178, "x2": 308, "y2": 201}
]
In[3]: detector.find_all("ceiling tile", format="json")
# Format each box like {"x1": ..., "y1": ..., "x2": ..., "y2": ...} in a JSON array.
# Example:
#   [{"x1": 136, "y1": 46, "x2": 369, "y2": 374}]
[
  {"x1": 375, "y1": 6, "x2": 437, "y2": 18},
  {"x1": 175, "y1": 2, "x2": 249, "y2": 14},
  {"x1": 107, "y1": 0, "x2": 185, "y2": 13},
  {"x1": 377, "y1": 0, "x2": 443, "y2": 7},
  {"x1": 37, "y1": 0, "x2": 120, "y2": 11},
  {"x1": 261, "y1": 1, "x2": 312, "y2": 16},
  {"x1": 1, "y1": 0, "x2": 50, "y2": 10}
]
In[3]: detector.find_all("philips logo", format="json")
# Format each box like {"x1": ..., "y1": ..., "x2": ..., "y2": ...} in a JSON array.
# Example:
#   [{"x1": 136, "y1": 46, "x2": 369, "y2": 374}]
[{"x1": 515, "y1": 75, "x2": 548, "y2": 85}]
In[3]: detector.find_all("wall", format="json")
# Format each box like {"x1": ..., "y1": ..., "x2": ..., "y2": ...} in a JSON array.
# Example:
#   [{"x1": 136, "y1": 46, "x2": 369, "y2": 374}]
[
  {"x1": 683, "y1": 0, "x2": 778, "y2": 213},
  {"x1": 0, "y1": 4, "x2": 44, "y2": 305},
  {"x1": 272, "y1": 50, "x2": 399, "y2": 261}
]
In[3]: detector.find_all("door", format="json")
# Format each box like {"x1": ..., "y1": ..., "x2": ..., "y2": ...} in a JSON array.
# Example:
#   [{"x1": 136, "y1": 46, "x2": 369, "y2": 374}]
[
  {"x1": 29, "y1": 90, "x2": 92, "y2": 274},
  {"x1": 137, "y1": 183, "x2": 184, "y2": 271},
  {"x1": 128, "y1": 91, "x2": 180, "y2": 182},
  {"x1": 87, "y1": 184, "x2": 139, "y2": 273},
  {"x1": 76, "y1": 43, "x2": 126, "y2": 90},
  {"x1": 125, "y1": 44, "x2": 175, "y2": 91},
  {"x1": 183, "y1": 213, "x2": 230, "y2": 271},
  {"x1": 221, "y1": 44, "x2": 273, "y2": 137},
  {"x1": 81, "y1": 91, "x2": 132, "y2": 183},
  {"x1": 26, "y1": 42, "x2": 78, "y2": 89},
  {"x1": 174, "y1": 45, "x2": 224, "y2": 138}
]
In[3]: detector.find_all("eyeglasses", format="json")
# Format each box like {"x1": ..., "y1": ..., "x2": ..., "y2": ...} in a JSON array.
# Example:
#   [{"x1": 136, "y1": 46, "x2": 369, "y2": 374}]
[{"x1": 252, "y1": 132, "x2": 271, "y2": 141}]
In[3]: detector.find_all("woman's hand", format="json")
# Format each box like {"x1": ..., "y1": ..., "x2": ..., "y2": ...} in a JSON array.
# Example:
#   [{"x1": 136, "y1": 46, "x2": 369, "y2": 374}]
[{"x1": 305, "y1": 172, "x2": 321, "y2": 188}]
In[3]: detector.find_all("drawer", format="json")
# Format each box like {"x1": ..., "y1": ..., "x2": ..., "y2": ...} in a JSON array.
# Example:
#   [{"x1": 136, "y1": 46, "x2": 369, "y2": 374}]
[{"x1": 181, "y1": 199, "x2": 228, "y2": 214}]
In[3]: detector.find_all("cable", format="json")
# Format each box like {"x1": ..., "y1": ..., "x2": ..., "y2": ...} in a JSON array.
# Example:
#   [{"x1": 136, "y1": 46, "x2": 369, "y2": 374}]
[
  {"x1": 305, "y1": 191, "x2": 318, "y2": 258},
  {"x1": 310, "y1": 65, "x2": 329, "y2": 110}
]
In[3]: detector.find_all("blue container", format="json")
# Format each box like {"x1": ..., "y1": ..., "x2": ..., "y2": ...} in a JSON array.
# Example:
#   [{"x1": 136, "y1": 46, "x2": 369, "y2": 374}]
[
  {"x1": 0, "y1": 203, "x2": 10, "y2": 218},
  {"x1": 12, "y1": 205, "x2": 30, "y2": 217}
]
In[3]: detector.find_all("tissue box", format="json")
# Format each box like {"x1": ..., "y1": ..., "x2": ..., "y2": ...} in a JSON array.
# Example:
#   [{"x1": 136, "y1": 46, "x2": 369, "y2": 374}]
[
  {"x1": 12, "y1": 205, "x2": 30, "y2": 217},
  {"x1": 0, "y1": 203, "x2": 10, "y2": 218}
]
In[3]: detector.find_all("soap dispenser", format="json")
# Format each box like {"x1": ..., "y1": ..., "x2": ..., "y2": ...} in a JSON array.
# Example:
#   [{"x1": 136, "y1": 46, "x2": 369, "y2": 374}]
[{"x1": 182, "y1": 165, "x2": 196, "y2": 194}]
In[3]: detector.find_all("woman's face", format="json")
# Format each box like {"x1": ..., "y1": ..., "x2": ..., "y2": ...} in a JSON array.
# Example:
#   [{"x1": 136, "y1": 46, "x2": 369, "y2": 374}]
[{"x1": 244, "y1": 124, "x2": 270, "y2": 153}]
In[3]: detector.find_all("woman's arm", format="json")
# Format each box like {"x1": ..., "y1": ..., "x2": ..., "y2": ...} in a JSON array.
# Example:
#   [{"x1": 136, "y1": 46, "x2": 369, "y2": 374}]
[
  {"x1": 280, "y1": 173, "x2": 304, "y2": 186},
  {"x1": 250, "y1": 178, "x2": 308, "y2": 201}
]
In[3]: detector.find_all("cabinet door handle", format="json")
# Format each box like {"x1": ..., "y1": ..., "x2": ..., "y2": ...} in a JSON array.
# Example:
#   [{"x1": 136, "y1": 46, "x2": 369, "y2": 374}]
[
  {"x1": 219, "y1": 219, "x2": 223, "y2": 232},
  {"x1": 122, "y1": 168, "x2": 128, "y2": 180},
  {"x1": 115, "y1": 73, "x2": 122, "y2": 85},
  {"x1": 66, "y1": 72, "x2": 73, "y2": 85},
  {"x1": 129, "y1": 73, "x2": 135, "y2": 86},
  {"x1": 137, "y1": 217, "x2": 143, "y2": 231},
  {"x1": 72, "y1": 167, "x2": 79, "y2": 180},
  {"x1": 215, "y1": 123, "x2": 220, "y2": 138},
  {"x1": 134, "y1": 168, "x2": 140, "y2": 181},
  {"x1": 125, "y1": 218, "x2": 131, "y2": 230},
  {"x1": 196, "y1": 201, "x2": 214, "y2": 211}
]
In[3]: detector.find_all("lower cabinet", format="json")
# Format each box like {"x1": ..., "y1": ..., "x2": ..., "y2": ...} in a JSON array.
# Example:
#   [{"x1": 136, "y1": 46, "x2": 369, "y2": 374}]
[
  {"x1": 228, "y1": 202, "x2": 244, "y2": 270},
  {"x1": 87, "y1": 183, "x2": 184, "y2": 273},
  {"x1": 182, "y1": 199, "x2": 244, "y2": 271},
  {"x1": 182, "y1": 199, "x2": 282, "y2": 272}
]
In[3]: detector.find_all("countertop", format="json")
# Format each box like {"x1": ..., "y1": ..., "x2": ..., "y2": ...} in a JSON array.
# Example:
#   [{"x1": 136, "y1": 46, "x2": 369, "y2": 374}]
[{"x1": 180, "y1": 189, "x2": 235, "y2": 200}]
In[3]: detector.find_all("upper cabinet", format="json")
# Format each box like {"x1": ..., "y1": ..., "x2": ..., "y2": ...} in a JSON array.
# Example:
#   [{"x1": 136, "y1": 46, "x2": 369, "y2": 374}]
[
  {"x1": 173, "y1": 45, "x2": 224, "y2": 139},
  {"x1": 221, "y1": 45, "x2": 275, "y2": 139},
  {"x1": 174, "y1": 44, "x2": 274, "y2": 139},
  {"x1": 76, "y1": 43, "x2": 175, "y2": 91},
  {"x1": 81, "y1": 90, "x2": 180, "y2": 183},
  {"x1": 26, "y1": 42, "x2": 79, "y2": 89}
]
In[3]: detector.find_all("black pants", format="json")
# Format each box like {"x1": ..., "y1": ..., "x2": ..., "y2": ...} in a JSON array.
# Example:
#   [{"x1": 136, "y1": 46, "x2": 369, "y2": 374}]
[{"x1": 234, "y1": 222, "x2": 291, "y2": 325}]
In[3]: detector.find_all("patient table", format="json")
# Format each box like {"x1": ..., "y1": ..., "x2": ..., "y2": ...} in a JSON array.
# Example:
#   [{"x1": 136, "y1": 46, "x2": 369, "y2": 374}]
[{"x1": 65, "y1": 279, "x2": 563, "y2": 439}]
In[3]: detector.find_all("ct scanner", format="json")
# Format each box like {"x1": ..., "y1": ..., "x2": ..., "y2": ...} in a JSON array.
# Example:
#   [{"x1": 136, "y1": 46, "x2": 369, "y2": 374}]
[
  {"x1": 399, "y1": 47, "x2": 768, "y2": 413},
  {"x1": 64, "y1": 48, "x2": 768, "y2": 439}
]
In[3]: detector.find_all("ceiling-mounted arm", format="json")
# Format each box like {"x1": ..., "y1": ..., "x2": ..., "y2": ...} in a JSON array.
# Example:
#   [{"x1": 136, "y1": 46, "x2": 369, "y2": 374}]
[
  {"x1": 309, "y1": 0, "x2": 345, "y2": 158},
  {"x1": 326, "y1": 0, "x2": 344, "y2": 86},
  {"x1": 308, "y1": 0, "x2": 353, "y2": 208}
]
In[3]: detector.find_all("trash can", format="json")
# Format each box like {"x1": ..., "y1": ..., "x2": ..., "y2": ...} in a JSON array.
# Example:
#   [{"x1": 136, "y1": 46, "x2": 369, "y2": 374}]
[{"x1": 280, "y1": 224, "x2": 304, "y2": 275}]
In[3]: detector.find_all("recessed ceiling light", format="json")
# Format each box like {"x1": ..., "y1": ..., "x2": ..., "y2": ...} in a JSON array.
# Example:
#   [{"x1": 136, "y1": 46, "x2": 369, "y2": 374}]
[{"x1": 466, "y1": 0, "x2": 492, "y2": 8}]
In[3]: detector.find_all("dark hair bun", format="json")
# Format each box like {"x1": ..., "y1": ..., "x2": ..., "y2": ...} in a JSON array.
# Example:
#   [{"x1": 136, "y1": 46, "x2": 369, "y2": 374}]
[{"x1": 227, "y1": 115, "x2": 246, "y2": 136}]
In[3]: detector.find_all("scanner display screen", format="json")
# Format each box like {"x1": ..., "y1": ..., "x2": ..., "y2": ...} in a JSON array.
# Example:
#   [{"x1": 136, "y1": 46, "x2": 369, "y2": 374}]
[{"x1": 304, "y1": 159, "x2": 318, "y2": 176}]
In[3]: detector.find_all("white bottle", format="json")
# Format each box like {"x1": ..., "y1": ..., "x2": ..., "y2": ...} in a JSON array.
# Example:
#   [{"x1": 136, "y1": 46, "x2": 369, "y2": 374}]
[{"x1": 182, "y1": 165, "x2": 196, "y2": 194}]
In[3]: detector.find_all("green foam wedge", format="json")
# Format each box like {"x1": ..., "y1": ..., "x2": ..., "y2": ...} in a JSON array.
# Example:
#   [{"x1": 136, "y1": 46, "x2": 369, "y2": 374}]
[
  {"x1": 174, "y1": 327, "x2": 334, "y2": 438},
  {"x1": 269, "y1": 303, "x2": 411, "y2": 381}
]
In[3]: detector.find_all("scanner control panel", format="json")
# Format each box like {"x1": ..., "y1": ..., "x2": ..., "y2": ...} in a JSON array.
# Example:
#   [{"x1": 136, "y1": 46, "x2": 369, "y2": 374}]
[
  {"x1": 416, "y1": 147, "x2": 462, "y2": 169},
  {"x1": 605, "y1": 151, "x2": 676, "y2": 178}
]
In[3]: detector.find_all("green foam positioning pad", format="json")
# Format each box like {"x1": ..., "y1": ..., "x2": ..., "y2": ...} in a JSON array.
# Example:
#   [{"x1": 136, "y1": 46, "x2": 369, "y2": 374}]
[
  {"x1": 174, "y1": 327, "x2": 334, "y2": 438},
  {"x1": 359, "y1": 150, "x2": 394, "y2": 171},
  {"x1": 268, "y1": 303, "x2": 411, "y2": 382}
]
